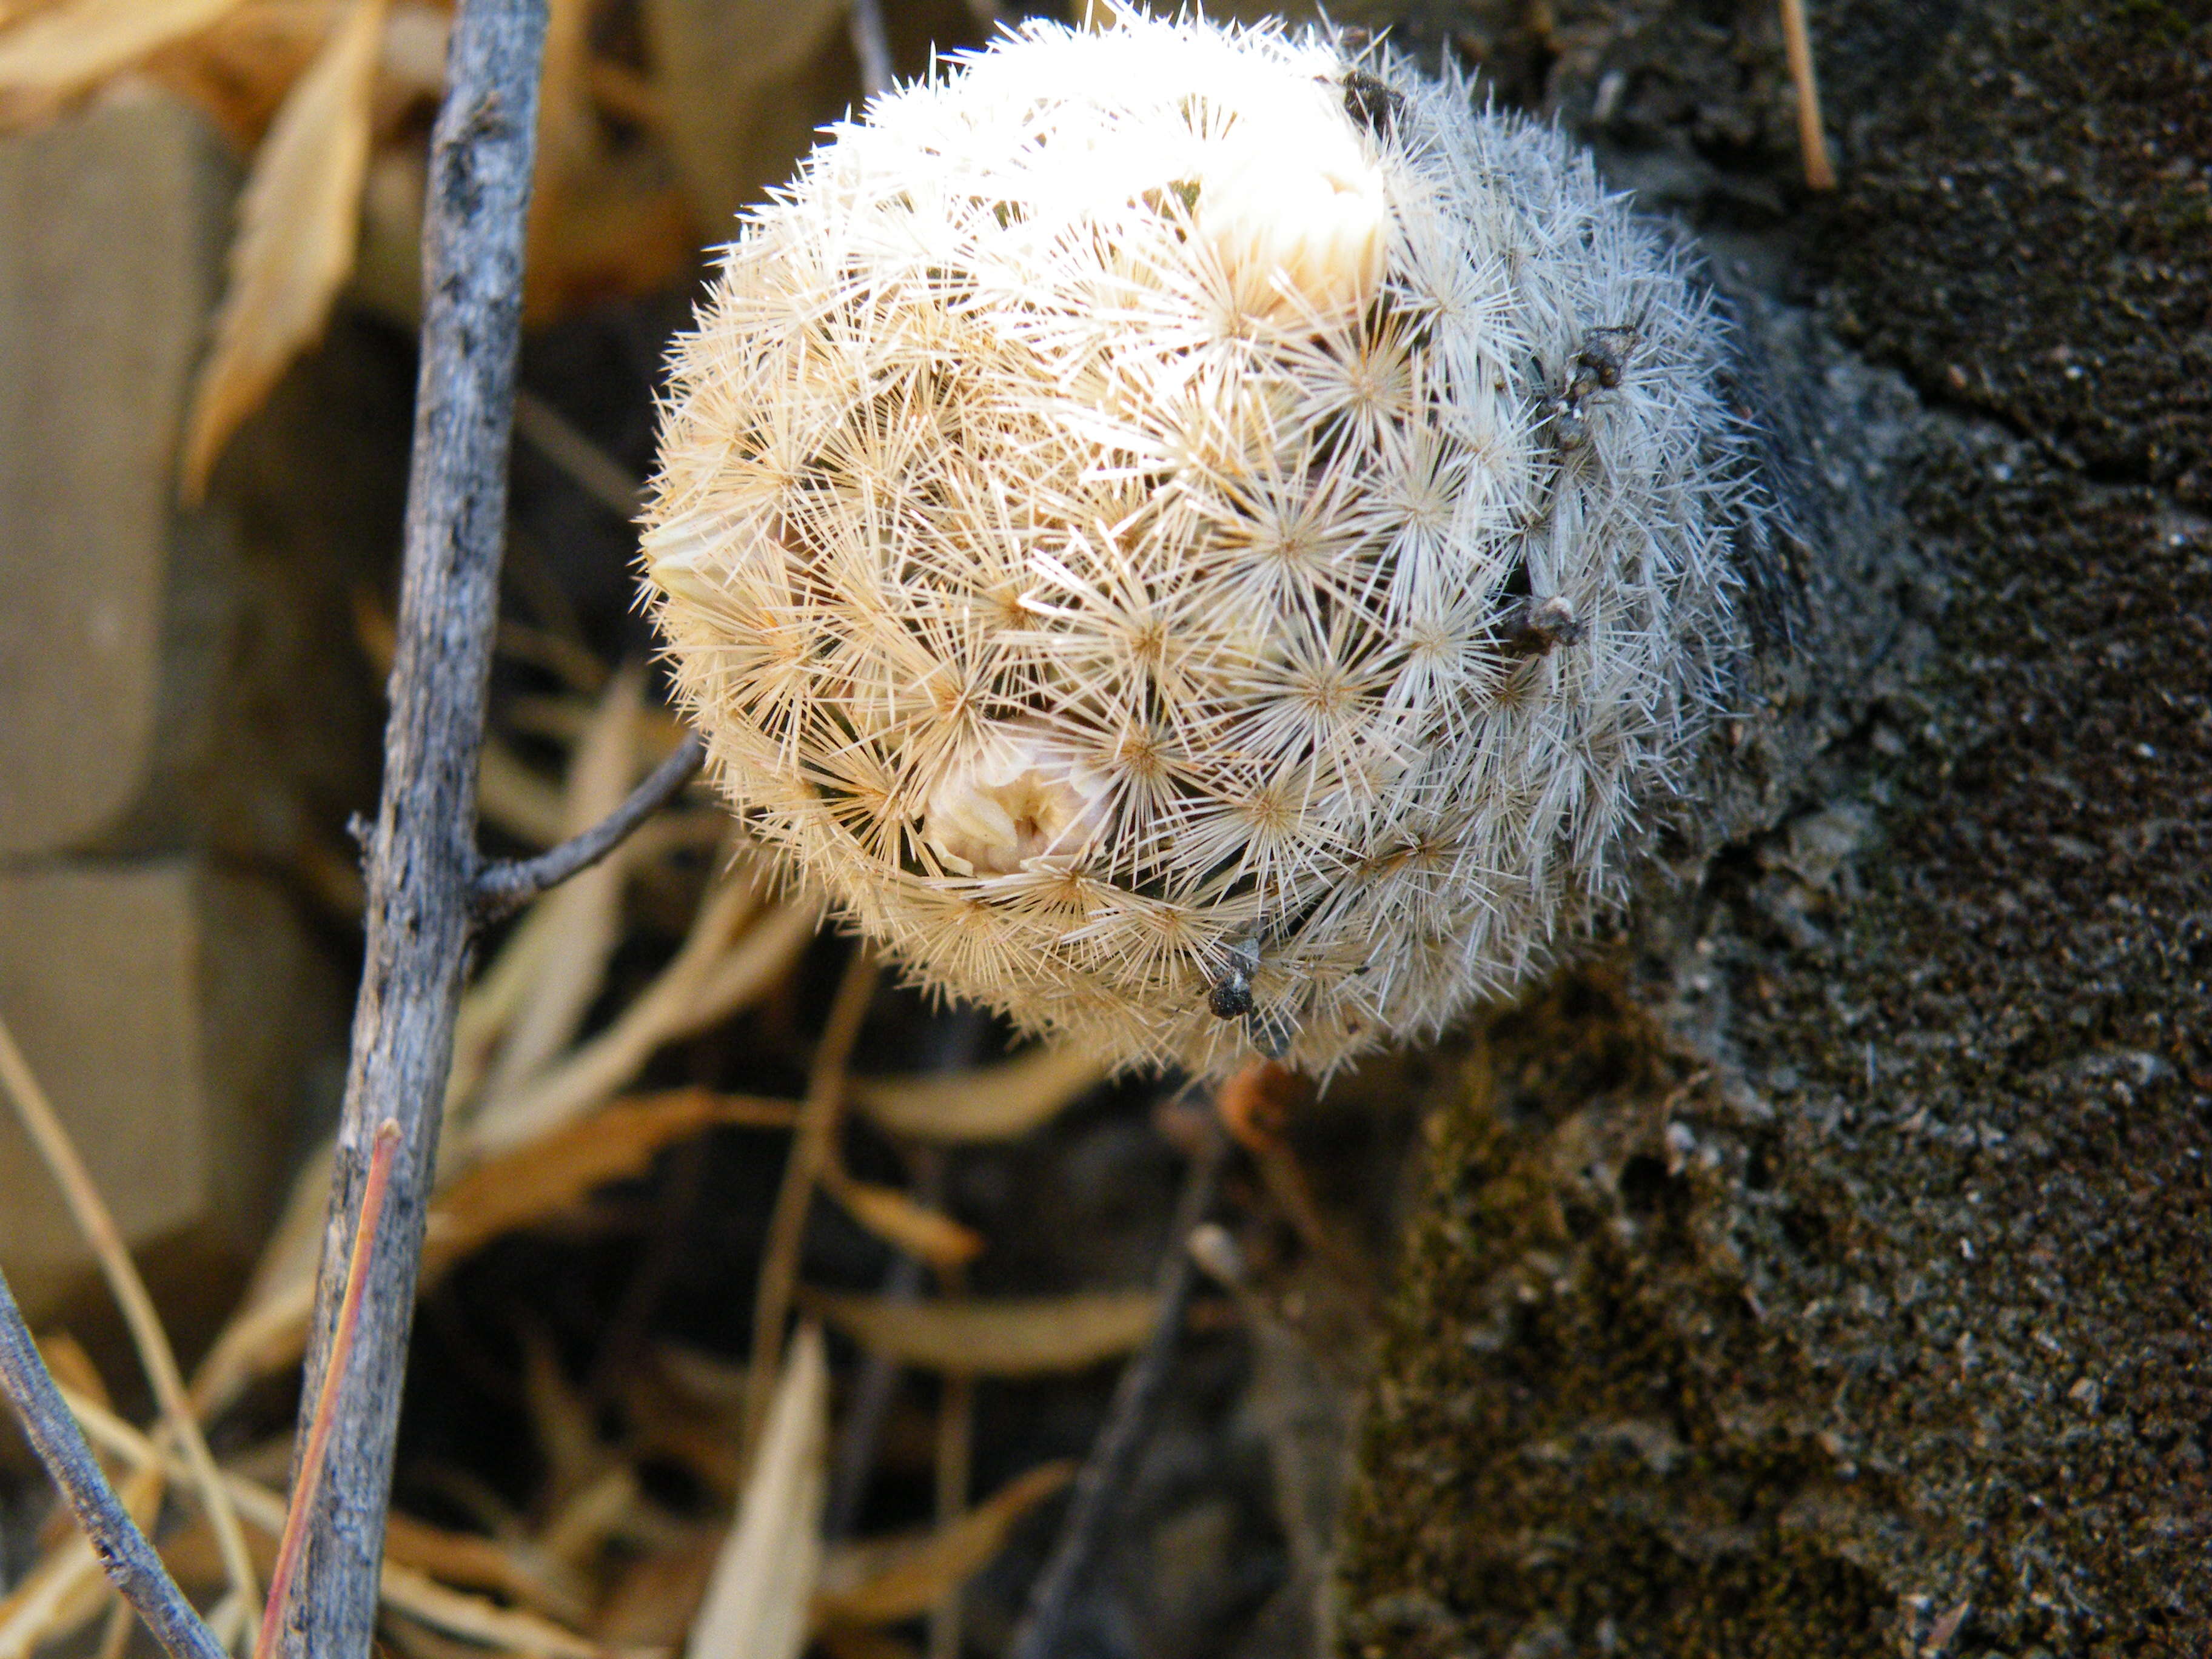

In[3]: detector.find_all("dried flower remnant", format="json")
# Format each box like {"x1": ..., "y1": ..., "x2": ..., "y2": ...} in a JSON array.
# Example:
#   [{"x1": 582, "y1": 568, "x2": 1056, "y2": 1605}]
[{"x1": 642, "y1": 13, "x2": 1772, "y2": 1075}]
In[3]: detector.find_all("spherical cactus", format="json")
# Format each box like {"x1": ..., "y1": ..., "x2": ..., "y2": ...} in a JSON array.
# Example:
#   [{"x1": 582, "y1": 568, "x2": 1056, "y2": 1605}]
[{"x1": 641, "y1": 12, "x2": 1769, "y2": 1076}]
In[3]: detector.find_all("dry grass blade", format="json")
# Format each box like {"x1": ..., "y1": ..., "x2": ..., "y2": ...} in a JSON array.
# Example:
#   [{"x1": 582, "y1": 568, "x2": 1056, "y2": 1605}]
[
  {"x1": 377, "y1": 1563, "x2": 609, "y2": 1659},
  {"x1": 186, "y1": 1278, "x2": 314, "y2": 1427},
  {"x1": 1778, "y1": 0, "x2": 1836, "y2": 189},
  {"x1": 514, "y1": 389, "x2": 646, "y2": 517},
  {"x1": 685, "y1": 1326, "x2": 829, "y2": 1659},
  {"x1": 469, "y1": 874, "x2": 814, "y2": 1158},
  {"x1": 427, "y1": 1089, "x2": 799, "y2": 1273},
  {"x1": 197, "y1": 1044, "x2": 804, "y2": 1417},
  {"x1": 446, "y1": 899, "x2": 564, "y2": 1119},
  {"x1": 815, "y1": 1461, "x2": 1074, "y2": 1629},
  {"x1": 0, "y1": 1013, "x2": 260, "y2": 1623},
  {"x1": 178, "y1": 0, "x2": 389, "y2": 501},
  {"x1": 742, "y1": 951, "x2": 877, "y2": 1460},
  {"x1": 0, "y1": 0, "x2": 242, "y2": 100},
  {"x1": 479, "y1": 739, "x2": 572, "y2": 846},
  {"x1": 803, "y1": 1293, "x2": 1159, "y2": 1378},
  {"x1": 850, "y1": 1044, "x2": 1108, "y2": 1145},
  {"x1": 819, "y1": 1171, "x2": 984, "y2": 1272},
  {"x1": 56, "y1": 1386, "x2": 588, "y2": 1625},
  {"x1": 386, "y1": 1512, "x2": 589, "y2": 1623},
  {"x1": 481, "y1": 666, "x2": 645, "y2": 1102}
]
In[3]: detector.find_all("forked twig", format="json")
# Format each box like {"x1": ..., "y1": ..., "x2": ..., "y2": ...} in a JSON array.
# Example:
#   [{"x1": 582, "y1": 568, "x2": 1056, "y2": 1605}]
[
  {"x1": 1005, "y1": 1097, "x2": 1228, "y2": 1659},
  {"x1": 473, "y1": 729, "x2": 707, "y2": 920},
  {"x1": 0, "y1": 1265, "x2": 226, "y2": 1659},
  {"x1": 257, "y1": 1121, "x2": 403, "y2": 1659}
]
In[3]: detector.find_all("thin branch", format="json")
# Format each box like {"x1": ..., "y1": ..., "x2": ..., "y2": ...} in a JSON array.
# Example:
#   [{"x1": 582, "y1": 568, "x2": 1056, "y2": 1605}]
[
  {"x1": 0, "y1": 1011, "x2": 261, "y2": 1624},
  {"x1": 1778, "y1": 0, "x2": 1836, "y2": 190},
  {"x1": 283, "y1": 6, "x2": 551, "y2": 1659},
  {"x1": 257, "y1": 1122, "x2": 402, "y2": 1659},
  {"x1": 740, "y1": 948, "x2": 879, "y2": 1463},
  {"x1": 0, "y1": 1265, "x2": 226, "y2": 1659},
  {"x1": 473, "y1": 729, "x2": 706, "y2": 920},
  {"x1": 1004, "y1": 1095, "x2": 1228, "y2": 1659}
]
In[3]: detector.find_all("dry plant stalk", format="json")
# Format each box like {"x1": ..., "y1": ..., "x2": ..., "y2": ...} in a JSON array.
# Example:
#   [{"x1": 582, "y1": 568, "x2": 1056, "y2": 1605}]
[
  {"x1": 1779, "y1": 0, "x2": 1837, "y2": 190},
  {"x1": 741, "y1": 949, "x2": 878, "y2": 1460}
]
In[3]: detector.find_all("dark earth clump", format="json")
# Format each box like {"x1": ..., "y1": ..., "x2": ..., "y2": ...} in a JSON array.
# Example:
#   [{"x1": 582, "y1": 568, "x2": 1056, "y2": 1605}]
[{"x1": 1334, "y1": 0, "x2": 2212, "y2": 1653}]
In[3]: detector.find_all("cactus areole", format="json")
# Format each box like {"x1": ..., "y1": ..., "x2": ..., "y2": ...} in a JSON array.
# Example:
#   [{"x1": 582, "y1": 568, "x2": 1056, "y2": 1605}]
[{"x1": 642, "y1": 13, "x2": 1771, "y2": 1075}]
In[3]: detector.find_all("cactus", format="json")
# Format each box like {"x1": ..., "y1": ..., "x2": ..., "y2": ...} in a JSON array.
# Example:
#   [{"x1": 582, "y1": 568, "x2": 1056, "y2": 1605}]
[{"x1": 642, "y1": 13, "x2": 1769, "y2": 1075}]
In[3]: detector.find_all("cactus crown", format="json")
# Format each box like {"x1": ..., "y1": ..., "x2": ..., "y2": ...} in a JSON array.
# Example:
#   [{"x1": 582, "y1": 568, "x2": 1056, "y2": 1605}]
[{"x1": 642, "y1": 12, "x2": 1765, "y2": 1074}]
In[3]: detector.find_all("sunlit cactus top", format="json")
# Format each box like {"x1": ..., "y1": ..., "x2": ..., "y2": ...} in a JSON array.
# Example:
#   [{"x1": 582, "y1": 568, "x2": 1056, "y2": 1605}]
[{"x1": 641, "y1": 12, "x2": 1766, "y2": 1074}]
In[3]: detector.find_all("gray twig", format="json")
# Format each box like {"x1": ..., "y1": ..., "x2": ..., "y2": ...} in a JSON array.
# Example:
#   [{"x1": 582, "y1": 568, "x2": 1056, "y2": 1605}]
[
  {"x1": 473, "y1": 730, "x2": 706, "y2": 920},
  {"x1": 280, "y1": 7, "x2": 549, "y2": 1659},
  {"x1": 0, "y1": 1268, "x2": 225, "y2": 1659},
  {"x1": 1006, "y1": 1099, "x2": 1229, "y2": 1659}
]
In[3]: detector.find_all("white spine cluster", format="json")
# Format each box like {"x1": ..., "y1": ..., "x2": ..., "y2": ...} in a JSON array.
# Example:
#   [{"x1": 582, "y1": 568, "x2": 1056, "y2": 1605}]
[{"x1": 642, "y1": 13, "x2": 1766, "y2": 1075}]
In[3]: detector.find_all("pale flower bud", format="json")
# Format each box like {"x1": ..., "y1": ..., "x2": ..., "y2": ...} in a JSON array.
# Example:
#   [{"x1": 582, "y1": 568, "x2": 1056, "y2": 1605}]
[
  {"x1": 1195, "y1": 79, "x2": 1390, "y2": 318},
  {"x1": 922, "y1": 730, "x2": 1112, "y2": 877}
]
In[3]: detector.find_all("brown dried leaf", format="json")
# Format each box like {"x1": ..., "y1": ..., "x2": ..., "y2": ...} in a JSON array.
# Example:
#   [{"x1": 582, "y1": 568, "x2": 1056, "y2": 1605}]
[
  {"x1": 805, "y1": 1292, "x2": 1158, "y2": 1377},
  {"x1": 850, "y1": 1042, "x2": 1108, "y2": 1144},
  {"x1": 814, "y1": 1461, "x2": 1074, "y2": 1628},
  {"x1": 468, "y1": 875, "x2": 815, "y2": 1158},
  {"x1": 142, "y1": 0, "x2": 341, "y2": 150},
  {"x1": 426, "y1": 1088, "x2": 797, "y2": 1274},
  {"x1": 684, "y1": 1325, "x2": 828, "y2": 1659},
  {"x1": 0, "y1": 0, "x2": 243, "y2": 101},
  {"x1": 480, "y1": 665, "x2": 644, "y2": 1102},
  {"x1": 178, "y1": 0, "x2": 386, "y2": 502},
  {"x1": 382, "y1": 1512, "x2": 591, "y2": 1625},
  {"x1": 820, "y1": 1170, "x2": 984, "y2": 1270}
]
